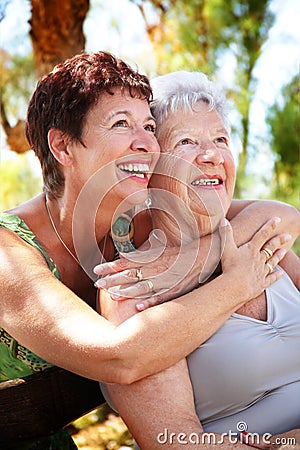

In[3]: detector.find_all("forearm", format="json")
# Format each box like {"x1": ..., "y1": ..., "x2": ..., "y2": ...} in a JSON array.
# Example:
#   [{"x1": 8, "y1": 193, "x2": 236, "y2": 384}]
[
  {"x1": 1, "y1": 254, "x2": 251, "y2": 385},
  {"x1": 97, "y1": 274, "x2": 239, "y2": 382},
  {"x1": 106, "y1": 359, "x2": 204, "y2": 450},
  {"x1": 229, "y1": 199, "x2": 300, "y2": 247}
]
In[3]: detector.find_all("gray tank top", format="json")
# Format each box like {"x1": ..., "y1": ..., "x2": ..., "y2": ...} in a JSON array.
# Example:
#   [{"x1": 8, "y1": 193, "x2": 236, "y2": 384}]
[{"x1": 187, "y1": 268, "x2": 300, "y2": 435}]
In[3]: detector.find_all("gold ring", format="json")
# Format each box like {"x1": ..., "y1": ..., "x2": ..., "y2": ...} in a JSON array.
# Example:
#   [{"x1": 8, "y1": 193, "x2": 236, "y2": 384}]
[
  {"x1": 262, "y1": 247, "x2": 273, "y2": 260},
  {"x1": 136, "y1": 268, "x2": 143, "y2": 281},
  {"x1": 266, "y1": 262, "x2": 273, "y2": 275},
  {"x1": 145, "y1": 279, "x2": 154, "y2": 291}
]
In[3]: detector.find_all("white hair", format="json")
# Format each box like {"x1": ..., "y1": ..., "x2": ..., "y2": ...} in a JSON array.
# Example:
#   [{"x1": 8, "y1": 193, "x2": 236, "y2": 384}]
[{"x1": 150, "y1": 71, "x2": 230, "y2": 132}]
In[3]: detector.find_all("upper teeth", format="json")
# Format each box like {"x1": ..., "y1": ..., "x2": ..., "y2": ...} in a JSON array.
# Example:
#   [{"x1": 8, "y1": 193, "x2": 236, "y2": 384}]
[
  {"x1": 191, "y1": 178, "x2": 221, "y2": 186},
  {"x1": 118, "y1": 163, "x2": 150, "y2": 176}
]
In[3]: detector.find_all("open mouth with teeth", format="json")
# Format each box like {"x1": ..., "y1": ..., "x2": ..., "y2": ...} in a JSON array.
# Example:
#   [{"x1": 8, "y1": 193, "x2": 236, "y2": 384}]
[
  {"x1": 117, "y1": 163, "x2": 150, "y2": 180},
  {"x1": 191, "y1": 177, "x2": 223, "y2": 187}
]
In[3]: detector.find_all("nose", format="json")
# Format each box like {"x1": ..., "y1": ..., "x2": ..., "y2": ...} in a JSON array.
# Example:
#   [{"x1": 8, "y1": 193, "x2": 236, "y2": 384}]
[
  {"x1": 195, "y1": 141, "x2": 224, "y2": 166},
  {"x1": 130, "y1": 127, "x2": 160, "y2": 154}
]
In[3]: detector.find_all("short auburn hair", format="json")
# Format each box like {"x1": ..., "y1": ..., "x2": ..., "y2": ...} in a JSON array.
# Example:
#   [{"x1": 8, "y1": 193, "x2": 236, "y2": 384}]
[{"x1": 25, "y1": 51, "x2": 152, "y2": 198}]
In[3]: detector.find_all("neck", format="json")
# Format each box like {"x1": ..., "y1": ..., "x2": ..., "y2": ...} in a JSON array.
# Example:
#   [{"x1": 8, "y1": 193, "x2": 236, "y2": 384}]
[
  {"x1": 151, "y1": 195, "x2": 223, "y2": 246},
  {"x1": 45, "y1": 193, "x2": 111, "y2": 276}
]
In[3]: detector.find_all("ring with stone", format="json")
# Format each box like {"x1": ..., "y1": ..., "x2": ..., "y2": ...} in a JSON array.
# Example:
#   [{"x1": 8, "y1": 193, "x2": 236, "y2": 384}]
[{"x1": 136, "y1": 268, "x2": 143, "y2": 281}]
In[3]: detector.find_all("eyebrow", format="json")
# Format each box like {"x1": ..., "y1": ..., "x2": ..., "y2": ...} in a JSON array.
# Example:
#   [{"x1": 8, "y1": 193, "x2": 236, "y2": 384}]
[
  {"x1": 216, "y1": 127, "x2": 230, "y2": 136},
  {"x1": 106, "y1": 110, "x2": 156, "y2": 122}
]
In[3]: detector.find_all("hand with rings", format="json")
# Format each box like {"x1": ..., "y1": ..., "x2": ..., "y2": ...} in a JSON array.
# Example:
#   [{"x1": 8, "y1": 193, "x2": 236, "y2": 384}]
[
  {"x1": 94, "y1": 218, "x2": 292, "y2": 309},
  {"x1": 94, "y1": 266, "x2": 156, "y2": 300},
  {"x1": 220, "y1": 217, "x2": 291, "y2": 302}
]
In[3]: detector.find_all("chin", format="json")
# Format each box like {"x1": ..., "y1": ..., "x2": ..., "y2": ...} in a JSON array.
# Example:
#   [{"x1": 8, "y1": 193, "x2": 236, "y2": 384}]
[{"x1": 118, "y1": 187, "x2": 149, "y2": 208}]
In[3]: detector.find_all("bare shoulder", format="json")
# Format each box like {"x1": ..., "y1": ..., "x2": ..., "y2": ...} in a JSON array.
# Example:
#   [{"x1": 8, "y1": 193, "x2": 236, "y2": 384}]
[
  {"x1": 0, "y1": 226, "x2": 50, "y2": 312},
  {"x1": 0, "y1": 225, "x2": 48, "y2": 269}
]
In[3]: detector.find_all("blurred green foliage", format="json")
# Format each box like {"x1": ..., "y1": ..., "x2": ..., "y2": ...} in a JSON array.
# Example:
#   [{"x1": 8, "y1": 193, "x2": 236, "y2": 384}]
[
  {"x1": 70, "y1": 405, "x2": 134, "y2": 449},
  {"x1": 0, "y1": 50, "x2": 36, "y2": 119},
  {"x1": 0, "y1": 153, "x2": 42, "y2": 211},
  {"x1": 267, "y1": 74, "x2": 300, "y2": 209}
]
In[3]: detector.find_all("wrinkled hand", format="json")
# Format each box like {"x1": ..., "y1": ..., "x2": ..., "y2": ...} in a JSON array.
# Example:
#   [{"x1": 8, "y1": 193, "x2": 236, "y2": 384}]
[
  {"x1": 219, "y1": 217, "x2": 288, "y2": 302},
  {"x1": 94, "y1": 229, "x2": 221, "y2": 309},
  {"x1": 94, "y1": 217, "x2": 290, "y2": 311}
]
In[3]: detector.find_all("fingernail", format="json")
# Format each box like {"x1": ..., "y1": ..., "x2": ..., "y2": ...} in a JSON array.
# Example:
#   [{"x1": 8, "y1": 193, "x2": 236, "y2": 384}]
[
  {"x1": 274, "y1": 217, "x2": 281, "y2": 224},
  {"x1": 94, "y1": 279, "x2": 106, "y2": 288},
  {"x1": 284, "y1": 233, "x2": 292, "y2": 241},
  {"x1": 136, "y1": 303, "x2": 145, "y2": 311},
  {"x1": 110, "y1": 292, "x2": 121, "y2": 300}
]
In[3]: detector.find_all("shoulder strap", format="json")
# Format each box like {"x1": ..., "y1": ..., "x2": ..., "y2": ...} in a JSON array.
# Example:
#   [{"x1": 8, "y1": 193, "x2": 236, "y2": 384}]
[{"x1": 0, "y1": 212, "x2": 60, "y2": 279}]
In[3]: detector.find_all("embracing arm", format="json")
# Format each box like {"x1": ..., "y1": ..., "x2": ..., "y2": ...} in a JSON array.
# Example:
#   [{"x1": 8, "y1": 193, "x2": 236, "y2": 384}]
[
  {"x1": 229, "y1": 199, "x2": 299, "y2": 248},
  {"x1": 0, "y1": 218, "x2": 289, "y2": 385},
  {"x1": 95, "y1": 199, "x2": 297, "y2": 304}
]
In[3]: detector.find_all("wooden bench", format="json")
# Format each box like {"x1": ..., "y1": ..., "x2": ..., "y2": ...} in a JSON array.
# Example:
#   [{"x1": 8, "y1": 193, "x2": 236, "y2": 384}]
[{"x1": 0, "y1": 367, "x2": 105, "y2": 447}]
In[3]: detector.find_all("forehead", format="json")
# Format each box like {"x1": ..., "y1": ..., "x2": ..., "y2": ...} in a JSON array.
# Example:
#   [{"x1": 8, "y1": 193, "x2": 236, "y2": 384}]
[
  {"x1": 159, "y1": 101, "x2": 227, "y2": 137},
  {"x1": 87, "y1": 88, "x2": 151, "y2": 121}
]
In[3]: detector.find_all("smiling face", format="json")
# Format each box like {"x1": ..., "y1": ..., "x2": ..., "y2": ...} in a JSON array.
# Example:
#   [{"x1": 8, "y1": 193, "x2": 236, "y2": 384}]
[
  {"x1": 151, "y1": 101, "x2": 235, "y2": 233},
  {"x1": 68, "y1": 88, "x2": 160, "y2": 209}
]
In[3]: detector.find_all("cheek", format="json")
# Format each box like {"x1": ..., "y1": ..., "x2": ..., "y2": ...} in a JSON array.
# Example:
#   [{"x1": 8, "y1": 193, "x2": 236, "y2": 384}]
[{"x1": 225, "y1": 158, "x2": 236, "y2": 187}]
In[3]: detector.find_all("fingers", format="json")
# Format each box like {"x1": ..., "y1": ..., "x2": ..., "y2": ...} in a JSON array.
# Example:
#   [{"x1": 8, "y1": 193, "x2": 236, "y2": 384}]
[
  {"x1": 219, "y1": 218, "x2": 236, "y2": 255},
  {"x1": 94, "y1": 256, "x2": 136, "y2": 276},
  {"x1": 94, "y1": 268, "x2": 140, "y2": 289},
  {"x1": 262, "y1": 247, "x2": 286, "y2": 284},
  {"x1": 109, "y1": 279, "x2": 156, "y2": 301},
  {"x1": 264, "y1": 268, "x2": 283, "y2": 287},
  {"x1": 260, "y1": 233, "x2": 290, "y2": 279},
  {"x1": 135, "y1": 291, "x2": 168, "y2": 311},
  {"x1": 93, "y1": 245, "x2": 166, "y2": 276},
  {"x1": 261, "y1": 233, "x2": 292, "y2": 258},
  {"x1": 250, "y1": 217, "x2": 282, "y2": 249},
  {"x1": 266, "y1": 248, "x2": 286, "y2": 270}
]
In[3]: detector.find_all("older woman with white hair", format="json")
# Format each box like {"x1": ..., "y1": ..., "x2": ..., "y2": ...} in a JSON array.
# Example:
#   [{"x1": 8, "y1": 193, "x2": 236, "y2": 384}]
[{"x1": 97, "y1": 71, "x2": 300, "y2": 449}]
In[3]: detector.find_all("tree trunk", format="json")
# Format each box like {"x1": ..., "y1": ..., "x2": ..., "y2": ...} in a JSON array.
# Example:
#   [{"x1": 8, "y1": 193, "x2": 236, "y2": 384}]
[
  {"x1": 2, "y1": 0, "x2": 90, "y2": 154},
  {"x1": 29, "y1": 0, "x2": 89, "y2": 77}
]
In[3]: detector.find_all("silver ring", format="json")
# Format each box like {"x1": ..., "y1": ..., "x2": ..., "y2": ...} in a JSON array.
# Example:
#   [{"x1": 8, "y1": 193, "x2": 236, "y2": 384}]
[
  {"x1": 262, "y1": 247, "x2": 273, "y2": 260},
  {"x1": 266, "y1": 262, "x2": 273, "y2": 275},
  {"x1": 145, "y1": 279, "x2": 154, "y2": 291},
  {"x1": 136, "y1": 268, "x2": 143, "y2": 281}
]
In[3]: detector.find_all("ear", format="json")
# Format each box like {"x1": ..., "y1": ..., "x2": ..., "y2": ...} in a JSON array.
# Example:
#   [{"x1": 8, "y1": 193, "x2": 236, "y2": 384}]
[{"x1": 47, "y1": 128, "x2": 73, "y2": 166}]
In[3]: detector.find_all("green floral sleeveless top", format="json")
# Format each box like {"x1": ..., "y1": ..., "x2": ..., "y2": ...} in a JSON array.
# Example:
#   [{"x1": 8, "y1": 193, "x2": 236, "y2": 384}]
[{"x1": 0, "y1": 213, "x2": 77, "y2": 449}]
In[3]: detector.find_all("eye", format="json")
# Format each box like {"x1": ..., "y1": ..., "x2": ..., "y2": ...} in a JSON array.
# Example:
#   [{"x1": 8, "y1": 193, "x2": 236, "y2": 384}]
[
  {"x1": 177, "y1": 138, "x2": 194, "y2": 146},
  {"x1": 214, "y1": 136, "x2": 228, "y2": 145},
  {"x1": 112, "y1": 120, "x2": 129, "y2": 128},
  {"x1": 144, "y1": 123, "x2": 156, "y2": 133}
]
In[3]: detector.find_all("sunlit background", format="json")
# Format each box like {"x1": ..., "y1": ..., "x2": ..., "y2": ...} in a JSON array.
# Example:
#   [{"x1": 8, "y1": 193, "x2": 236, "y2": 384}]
[
  {"x1": 0, "y1": 1, "x2": 299, "y2": 448},
  {"x1": 1, "y1": 0, "x2": 299, "y2": 207}
]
